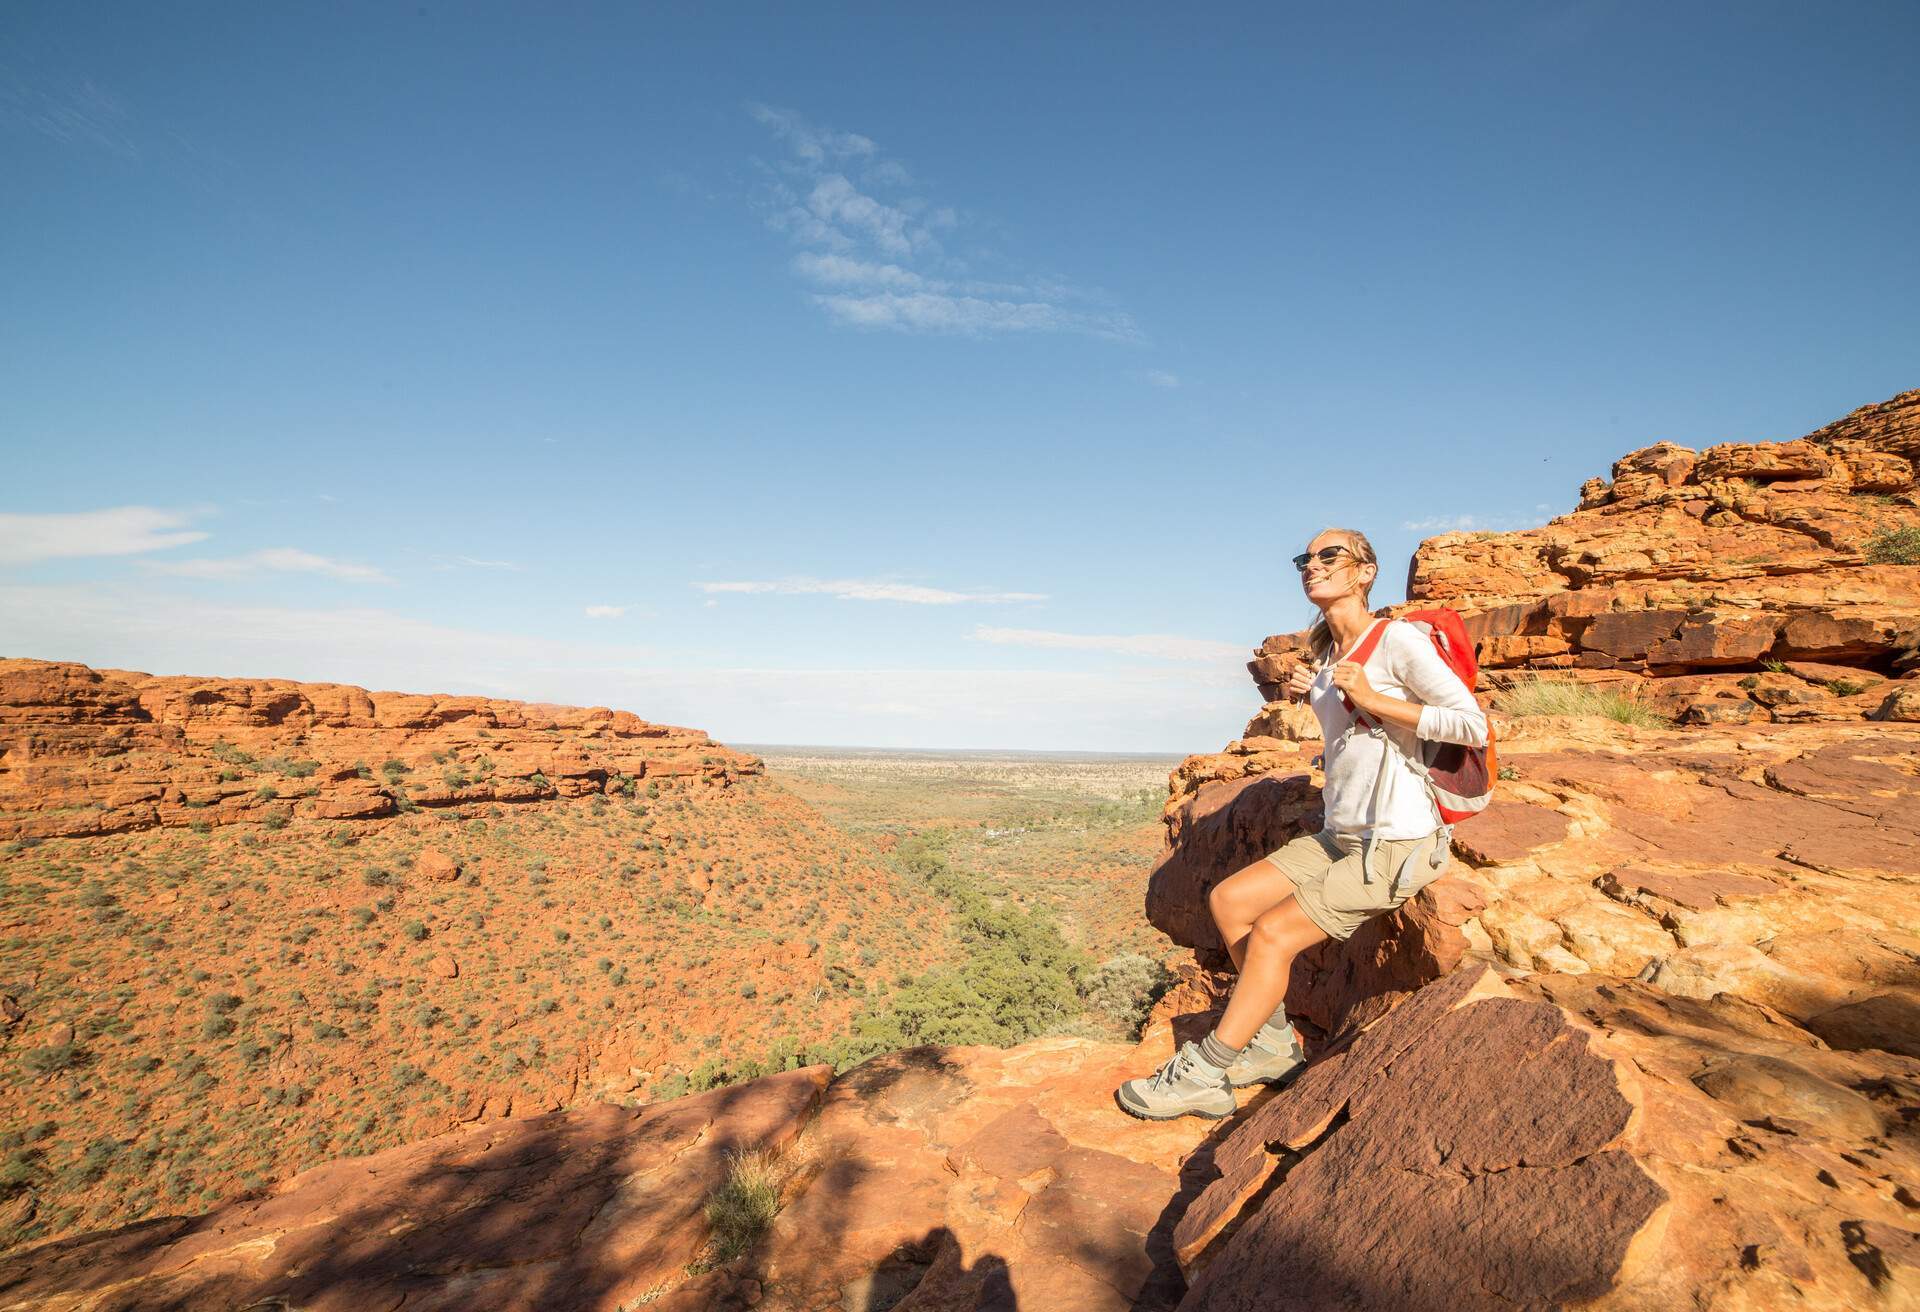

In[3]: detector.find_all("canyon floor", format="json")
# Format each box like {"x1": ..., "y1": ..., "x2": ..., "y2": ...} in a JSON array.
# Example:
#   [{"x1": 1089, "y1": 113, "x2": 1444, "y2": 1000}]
[{"x1": 754, "y1": 746, "x2": 1181, "y2": 965}]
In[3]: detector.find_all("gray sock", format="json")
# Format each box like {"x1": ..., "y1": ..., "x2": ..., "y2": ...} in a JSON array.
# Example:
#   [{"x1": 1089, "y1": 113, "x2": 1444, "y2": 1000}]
[
  {"x1": 1258, "y1": 1002, "x2": 1291, "y2": 1038},
  {"x1": 1198, "y1": 1030, "x2": 1244, "y2": 1069}
]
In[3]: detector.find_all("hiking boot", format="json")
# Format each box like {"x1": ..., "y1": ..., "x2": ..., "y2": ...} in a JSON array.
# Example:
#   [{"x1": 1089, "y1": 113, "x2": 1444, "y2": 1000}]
[
  {"x1": 1114, "y1": 1040, "x2": 1236, "y2": 1121},
  {"x1": 1223, "y1": 1025, "x2": 1307, "y2": 1089}
]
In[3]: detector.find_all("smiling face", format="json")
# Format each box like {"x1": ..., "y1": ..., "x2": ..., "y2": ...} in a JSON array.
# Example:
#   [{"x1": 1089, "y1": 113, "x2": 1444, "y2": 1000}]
[{"x1": 1299, "y1": 530, "x2": 1376, "y2": 609}]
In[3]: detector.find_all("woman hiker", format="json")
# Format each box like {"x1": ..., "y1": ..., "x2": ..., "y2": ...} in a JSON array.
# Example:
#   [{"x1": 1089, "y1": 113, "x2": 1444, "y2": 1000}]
[{"x1": 1115, "y1": 527, "x2": 1489, "y2": 1121}]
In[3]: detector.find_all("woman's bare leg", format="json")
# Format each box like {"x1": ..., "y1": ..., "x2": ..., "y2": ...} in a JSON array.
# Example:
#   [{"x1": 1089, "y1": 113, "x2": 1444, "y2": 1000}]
[
  {"x1": 1213, "y1": 898, "x2": 1330, "y2": 1048},
  {"x1": 1207, "y1": 859, "x2": 1300, "y2": 972}
]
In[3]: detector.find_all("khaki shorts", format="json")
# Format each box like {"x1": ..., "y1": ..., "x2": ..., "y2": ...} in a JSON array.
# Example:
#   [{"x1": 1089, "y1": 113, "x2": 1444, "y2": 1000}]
[{"x1": 1264, "y1": 828, "x2": 1451, "y2": 942}]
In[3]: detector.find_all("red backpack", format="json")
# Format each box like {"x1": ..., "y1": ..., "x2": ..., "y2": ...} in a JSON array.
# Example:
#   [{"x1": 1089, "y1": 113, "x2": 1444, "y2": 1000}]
[{"x1": 1338, "y1": 609, "x2": 1496, "y2": 826}]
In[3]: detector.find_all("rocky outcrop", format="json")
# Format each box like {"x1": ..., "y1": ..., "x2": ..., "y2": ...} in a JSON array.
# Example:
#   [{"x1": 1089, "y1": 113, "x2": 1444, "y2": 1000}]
[
  {"x1": 0, "y1": 1039, "x2": 1219, "y2": 1311},
  {"x1": 1137, "y1": 389, "x2": 1920, "y2": 1307},
  {"x1": 1170, "y1": 390, "x2": 1920, "y2": 1038},
  {"x1": 0, "y1": 659, "x2": 758, "y2": 841},
  {"x1": 0, "y1": 1066, "x2": 834, "y2": 1311},
  {"x1": 1404, "y1": 389, "x2": 1920, "y2": 689},
  {"x1": 1174, "y1": 963, "x2": 1920, "y2": 1311}
]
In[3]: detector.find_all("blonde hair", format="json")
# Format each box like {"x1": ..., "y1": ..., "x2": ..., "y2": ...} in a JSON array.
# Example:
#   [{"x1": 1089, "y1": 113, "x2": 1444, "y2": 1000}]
[{"x1": 1303, "y1": 527, "x2": 1379, "y2": 663}]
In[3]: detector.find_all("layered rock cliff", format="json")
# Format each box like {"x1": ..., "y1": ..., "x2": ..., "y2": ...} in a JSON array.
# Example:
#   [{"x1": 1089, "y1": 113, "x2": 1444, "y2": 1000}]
[{"x1": 0, "y1": 659, "x2": 759, "y2": 841}]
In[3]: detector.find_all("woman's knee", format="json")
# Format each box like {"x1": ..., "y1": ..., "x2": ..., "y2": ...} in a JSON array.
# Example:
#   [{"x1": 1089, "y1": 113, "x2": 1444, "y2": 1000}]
[
  {"x1": 1206, "y1": 878, "x2": 1236, "y2": 925},
  {"x1": 1209, "y1": 859, "x2": 1295, "y2": 928},
  {"x1": 1248, "y1": 902, "x2": 1316, "y2": 957}
]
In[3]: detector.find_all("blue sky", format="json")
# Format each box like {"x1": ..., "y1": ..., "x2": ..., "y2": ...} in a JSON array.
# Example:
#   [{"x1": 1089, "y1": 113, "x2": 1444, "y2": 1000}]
[{"x1": 3, "y1": 2, "x2": 1916, "y2": 750}]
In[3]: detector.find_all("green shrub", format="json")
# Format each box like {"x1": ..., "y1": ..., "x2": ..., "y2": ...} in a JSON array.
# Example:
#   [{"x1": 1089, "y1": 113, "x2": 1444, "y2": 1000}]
[
  {"x1": 1492, "y1": 677, "x2": 1668, "y2": 728},
  {"x1": 402, "y1": 920, "x2": 428, "y2": 941},
  {"x1": 1079, "y1": 953, "x2": 1176, "y2": 1037},
  {"x1": 1864, "y1": 523, "x2": 1920, "y2": 565},
  {"x1": 0, "y1": 1153, "x2": 37, "y2": 1195},
  {"x1": 1825, "y1": 678, "x2": 1868, "y2": 697},
  {"x1": 22, "y1": 1043, "x2": 84, "y2": 1075}
]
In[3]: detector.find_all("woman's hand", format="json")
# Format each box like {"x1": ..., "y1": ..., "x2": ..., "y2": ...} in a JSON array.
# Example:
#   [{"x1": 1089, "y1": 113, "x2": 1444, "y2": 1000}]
[
  {"x1": 1284, "y1": 664, "x2": 1315, "y2": 702},
  {"x1": 1329, "y1": 660, "x2": 1377, "y2": 709}
]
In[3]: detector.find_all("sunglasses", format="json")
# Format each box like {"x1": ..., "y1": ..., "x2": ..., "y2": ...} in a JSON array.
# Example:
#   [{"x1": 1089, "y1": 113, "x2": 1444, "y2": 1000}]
[{"x1": 1291, "y1": 545, "x2": 1355, "y2": 572}]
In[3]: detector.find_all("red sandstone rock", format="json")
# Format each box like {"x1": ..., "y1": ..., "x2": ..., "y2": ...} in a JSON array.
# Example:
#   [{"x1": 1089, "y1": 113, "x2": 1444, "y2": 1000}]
[
  {"x1": 0, "y1": 1068, "x2": 832, "y2": 1311},
  {"x1": 0, "y1": 659, "x2": 760, "y2": 841},
  {"x1": 416, "y1": 849, "x2": 461, "y2": 881}
]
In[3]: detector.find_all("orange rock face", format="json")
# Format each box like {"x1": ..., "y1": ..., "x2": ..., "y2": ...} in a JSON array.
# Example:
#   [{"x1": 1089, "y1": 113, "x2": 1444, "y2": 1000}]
[
  {"x1": 1403, "y1": 388, "x2": 1920, "y2": 683},
  {"x1": 0, "y1": 659, "x2": 760, "y2": 841}
]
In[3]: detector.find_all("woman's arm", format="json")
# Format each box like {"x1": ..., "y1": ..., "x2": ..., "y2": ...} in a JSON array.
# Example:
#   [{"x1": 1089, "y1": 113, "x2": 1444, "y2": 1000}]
[{"x1": 1333, "y1": 623, "x2": 1488, "y2": 746}]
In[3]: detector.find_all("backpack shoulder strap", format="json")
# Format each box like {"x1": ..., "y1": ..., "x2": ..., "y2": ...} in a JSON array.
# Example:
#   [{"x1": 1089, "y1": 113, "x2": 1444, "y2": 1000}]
[{"x1": 1337, "y1": 618, "x2": 1390, "y2": 718}]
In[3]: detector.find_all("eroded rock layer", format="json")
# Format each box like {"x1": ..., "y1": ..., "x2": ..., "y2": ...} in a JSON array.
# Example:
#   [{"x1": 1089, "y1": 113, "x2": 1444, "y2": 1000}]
[{"x1": 0, "y1": 659, "x2": 758, "y2": 841}]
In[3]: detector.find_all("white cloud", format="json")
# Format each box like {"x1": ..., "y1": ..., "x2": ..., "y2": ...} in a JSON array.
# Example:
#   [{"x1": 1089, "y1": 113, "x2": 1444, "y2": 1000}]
[
  {"x1": 969, "y1": 626, "x2": 1246, "y2": 662},
  {"x1": 791, "y1": 252, "x2": 926, "y2": 290},
  {"x1": 1145, "y1": 370, "x2": 1181, "y2": 388},
  {"x1": 1402, "y1": 510, "x2": 1555, "y2": 534},
  {"x1": 752, "y1": 105, "x2": 1138, "y2": 342},
  {"x1": 806, "y1": 174, "x2": 929, "y2": 258},
  {"x1": 584, "y1": 604, "x2": 626, "y2": 619},
  {"x1": 144, "y1": 548, "x2": 392, "y2": 584},
  {"x1": 0, "y1": 506, "x2": 209, "y2": 564},
  {"x1": 697, "y1": 577, "x2": 1046, "y2": 605},
  {"x1": 435, "y1": 554, "x2": 525, "y2": 572},
  {"x1": 813, "y1": 292, "x2": 1138, "y2": 341},
  {"x1": 748, "y1": 104, "x2": 876, "y2": 164}
]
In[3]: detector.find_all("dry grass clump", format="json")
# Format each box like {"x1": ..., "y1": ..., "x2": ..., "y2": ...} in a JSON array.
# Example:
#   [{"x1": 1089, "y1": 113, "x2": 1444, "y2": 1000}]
[
  {"x1": 692, "y1": 1146, "x2": 789, "y2": 1270},
  {"x1": 1492, "y1": 676, "x2": 1668, "y2": 729}
]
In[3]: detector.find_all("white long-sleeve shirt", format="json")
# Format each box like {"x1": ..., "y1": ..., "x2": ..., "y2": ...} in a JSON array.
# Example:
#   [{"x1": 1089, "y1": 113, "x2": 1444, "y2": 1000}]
[{"x1": 1308, "y1": 618, "x2": 1489, "y2": 840}]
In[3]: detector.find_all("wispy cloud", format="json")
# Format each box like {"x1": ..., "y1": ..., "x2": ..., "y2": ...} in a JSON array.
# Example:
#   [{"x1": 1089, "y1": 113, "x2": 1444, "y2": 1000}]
[
  {"x1": 1402, "y1": 510, "x2": 1559, "y2": 534},
  {"x1": 0, "y1": 507, "x2": 208, "y2": 564},
  {"x1": 144, "y1": 548, "x2": 392, "y2": 583},
  {"x1": 0, "y1": 74, "x2": 137, "y2": 158},
  {"x1": 751, "y1": 105, "x2": 1138, "y2": 341},
  {"x1": 434, "y1": 554, "x2": 526, "y2": 572},
  {"x1": 1145, "y1": 370, "x2": 1181, "y2": 389},
  {"x1": 969, "y1": 626, "x2": 1245, "y2": 662},
  {"x1": 584, "y1": 604, "x2": 626, "y2": 619},
  {"x1": 696, "y1": 577, "x2": 1046, "y2": 605}
]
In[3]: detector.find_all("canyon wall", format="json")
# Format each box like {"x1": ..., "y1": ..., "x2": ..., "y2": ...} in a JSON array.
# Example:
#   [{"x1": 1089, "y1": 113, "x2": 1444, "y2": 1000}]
[{"x1": 0, "y1": 659, "x2": 759, "y2": 841}]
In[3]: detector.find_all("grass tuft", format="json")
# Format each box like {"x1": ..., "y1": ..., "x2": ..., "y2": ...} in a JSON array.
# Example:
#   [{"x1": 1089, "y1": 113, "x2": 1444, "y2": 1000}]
[
  {"x1": 695, "y1": 1147, "x2": 786, "y2": 1269},
  {"x1": 1493, "y1": 676, "x2": 1668, "y2": 728}
]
